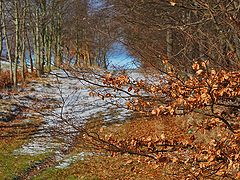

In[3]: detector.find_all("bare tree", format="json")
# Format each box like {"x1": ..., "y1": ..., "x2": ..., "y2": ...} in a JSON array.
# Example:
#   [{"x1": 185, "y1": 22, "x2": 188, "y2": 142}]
[{"x1": 105, "y1": 0, "x2": 240, "y2": 72}]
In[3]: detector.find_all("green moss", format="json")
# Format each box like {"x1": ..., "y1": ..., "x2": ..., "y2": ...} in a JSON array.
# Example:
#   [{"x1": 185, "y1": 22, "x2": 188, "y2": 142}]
[{"x1": 0, "y1": 138, "x2": 51, "y2": 179}]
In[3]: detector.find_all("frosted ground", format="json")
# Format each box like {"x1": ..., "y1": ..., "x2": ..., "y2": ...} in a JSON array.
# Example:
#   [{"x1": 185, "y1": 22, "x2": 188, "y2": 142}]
[{"x1": 12, "y1": 69, "x2": 147, "y2": 167}]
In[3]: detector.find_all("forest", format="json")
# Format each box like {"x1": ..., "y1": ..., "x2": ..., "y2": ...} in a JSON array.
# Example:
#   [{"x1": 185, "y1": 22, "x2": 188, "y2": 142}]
[{"x1": 0, "y1": 0, "x2": 239, "y2": 179}]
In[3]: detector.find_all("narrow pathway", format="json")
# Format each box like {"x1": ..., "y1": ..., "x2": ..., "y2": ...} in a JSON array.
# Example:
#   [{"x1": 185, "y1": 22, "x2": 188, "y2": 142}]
[{"x1": 11, "y1": 70, "x2": 132, "y2": 177}]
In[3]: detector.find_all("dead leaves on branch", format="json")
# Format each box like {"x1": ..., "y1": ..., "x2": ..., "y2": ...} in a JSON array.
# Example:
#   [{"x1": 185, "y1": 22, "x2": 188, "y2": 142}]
[
  {"x1": 85, "y1": 122, "x2": 239, "y2": 179},
  {"x1": 86, "y1": 117, "x2": 239, "y2": 178},
  {"x1": 100, "y1": 61, "x2": 239, "y2": 131},
  {"x1": 87, "y1": 61, "x2": 239, "y2": 178},
  {"x1": 102, "y1": 73, "x2": 129, "y2": 88}
]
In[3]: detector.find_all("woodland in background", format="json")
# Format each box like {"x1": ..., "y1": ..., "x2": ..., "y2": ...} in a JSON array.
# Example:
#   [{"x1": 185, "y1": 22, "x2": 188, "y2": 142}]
[
  {"x1": 74, "y1": 1, "x2": 240, "y2": 178},
  {"x1": 105, "y1": 0, "x2": 240, "y2": 72},
  {"x1": 0, "y1": 0, "x2": 239, "y2": 179},
  {"x1": 0, "y1": 0, "x2": 116, "y2": 89},
  {"x1": 1, "y1": 0, "x2": 240, "y2": 88},
  {"x1": 0, "y1": 0, "x2": 240, "y2": 85}
]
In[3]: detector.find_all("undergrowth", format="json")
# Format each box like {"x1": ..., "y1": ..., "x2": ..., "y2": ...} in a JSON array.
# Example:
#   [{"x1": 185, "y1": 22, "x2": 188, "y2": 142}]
[
  {"x1": 0, "y1": 70, "x2": 38, "y2": 90},
  {"x1": 34, "y1": 113, "x2": 240, "y2": 179}
]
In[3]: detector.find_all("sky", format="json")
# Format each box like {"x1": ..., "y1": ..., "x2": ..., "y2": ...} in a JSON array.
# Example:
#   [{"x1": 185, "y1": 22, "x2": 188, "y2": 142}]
[{"x1": 107, "y1": 42, "x2": 138, "y2": 69}]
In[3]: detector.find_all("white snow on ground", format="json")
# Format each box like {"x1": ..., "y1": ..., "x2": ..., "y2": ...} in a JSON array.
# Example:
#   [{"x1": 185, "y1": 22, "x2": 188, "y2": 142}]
[
  {"x1": 11, "y1": 68, "x2": 165, "y2": 168},
  {"x1": 14, "y1": 69, "x2": 136, "y2": 157}
]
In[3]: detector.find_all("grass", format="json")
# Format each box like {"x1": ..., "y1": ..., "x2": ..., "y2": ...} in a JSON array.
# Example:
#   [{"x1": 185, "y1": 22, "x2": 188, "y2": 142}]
[
  {"x1": 0, "y1": 138, "x2": 51, "y2": 179},
  {"x1": 0, "y1": 112, "x2": 52, "y2": 179},
  {"x1": 34, "y1": 112, "x2": 239, "y2": 179},
  {"x1": 31, "y1": 114, "x2": 198, "y2": 179},
  {"x1": 0, "y1": 92, "x2": 237, "y2": 179},
  {"x1": 33, "y1": 153, "x2": 166, "y2": 180}
]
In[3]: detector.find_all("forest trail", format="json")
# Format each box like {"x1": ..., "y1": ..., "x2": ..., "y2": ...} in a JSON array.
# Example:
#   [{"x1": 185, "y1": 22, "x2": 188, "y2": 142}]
[{"x1": 12, "y1": 70, "x2": 133, "y2": 165}]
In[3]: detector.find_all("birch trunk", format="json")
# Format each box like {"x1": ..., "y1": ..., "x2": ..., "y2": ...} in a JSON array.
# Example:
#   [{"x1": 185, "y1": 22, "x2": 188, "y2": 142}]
[
  {"x1": 40, "y1": 1, "x2": 46, "y2": 73},
  {"x1": 35, "y1": 7, "x2": 41, "y2": 76},
  {"x1": 2, "y1": 3, "x2": 13, "y2": 84},
  {"x1": 25, "y1": 0, "x2": 33, "y2": 73},
  {"x1": 46, "y1": 26, "x2": 52, "y2": 73},
  {"x1": 26, "y1": 33, "x2": 34, "y2": 73},
  {"x1": 20, "y1": 1, "x2": 27, "y2": 81},
  {"x1": 55, "y1": 10, "x2": 62, "y2": 66},
  {"x1": 13, "y1": 0, "x2": 20, "y2": 89}
]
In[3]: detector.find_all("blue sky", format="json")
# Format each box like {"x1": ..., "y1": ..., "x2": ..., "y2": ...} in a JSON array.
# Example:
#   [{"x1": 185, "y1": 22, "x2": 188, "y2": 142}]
[{"x1": 107, "y1": 42, "x2": 138, "y2": 69}]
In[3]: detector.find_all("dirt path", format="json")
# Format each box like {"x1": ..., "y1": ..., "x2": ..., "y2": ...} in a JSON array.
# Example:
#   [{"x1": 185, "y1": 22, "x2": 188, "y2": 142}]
[
  {"x1": 14, "y1": 71, "x2": 130, "y2": 155},
  {"x1": 4, "y1": 70, "x2": 134, "y2": 178}
]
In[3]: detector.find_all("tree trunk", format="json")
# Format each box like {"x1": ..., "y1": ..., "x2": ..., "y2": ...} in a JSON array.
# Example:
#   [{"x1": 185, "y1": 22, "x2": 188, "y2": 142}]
[
  {"x1": 13, "y1": 0, "x2": 20, "y2": 89},
  {"x1": 40, "y1": 1, "x2": 47, "y2": 73},
  {"x1": 46, "y1": 25, "x2": 52, "y2": 73},
  {"x1": 26, "y1": 33, "x2": 34, "y2": 73},
  {"x1": 2, "y1": 4, "x2": 13, "y2": 84},
  {"x1": 54, "y1": 9, "x2": 62, "y2": 67},
  {"x1": 35, "y1": 7, "x2": 41, "y2": 76},
  {"x1": 166, "y1": 29, "x2": 173, "y2": 61},
  {"x1": 20, "y1": 1, "x2": 27, "y2": 81},
  {"x1": 20, "y1": 37, "x2": 26, "y2": 81},
  {"x1": 102, "y1": 50, "x2": 108, "y2": 69},
  {"x1": 166, "y1": 29, "x2": 173, "y2": 72}
]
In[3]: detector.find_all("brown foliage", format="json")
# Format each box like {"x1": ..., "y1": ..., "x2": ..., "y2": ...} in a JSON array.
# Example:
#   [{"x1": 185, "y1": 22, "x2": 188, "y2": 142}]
[
  {"x1": 0, "y1": 70, "x2": 37, "y2": 90},
  {"x1": 86, "y1": 61, "x2": 239, "y2": 179},
  {"x1": 101, "y1": 61, "x2": 239, "y2": 131},
  {"x1": 84, "y1": 115, "x2": 239, "y2": 179},
  {"x1": 0, "y1": 71, "x2": 14, "y2": 89}
]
